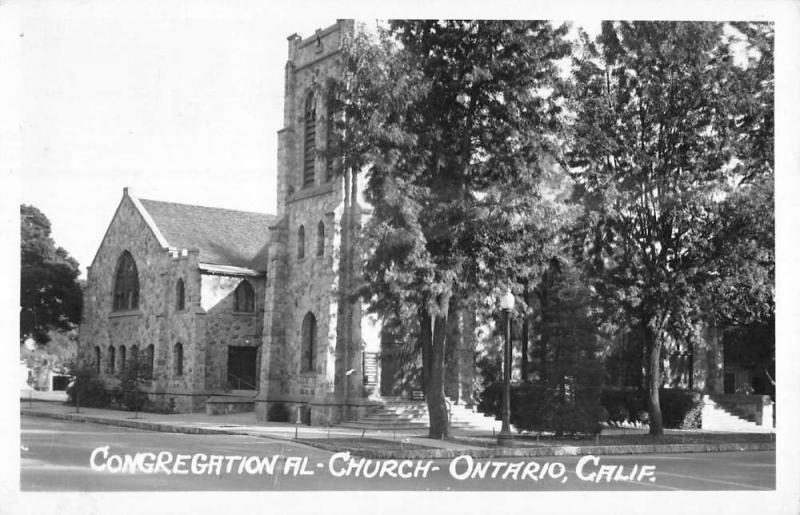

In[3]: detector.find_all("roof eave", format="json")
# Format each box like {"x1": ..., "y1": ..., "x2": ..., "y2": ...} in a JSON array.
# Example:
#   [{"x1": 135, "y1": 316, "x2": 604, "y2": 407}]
[
  {"x1": 198, "y1": 263, "x2": 264, "y2": 277},
  {"x1": 128, "y1": 191, "x2": 172, "y2": 250}
]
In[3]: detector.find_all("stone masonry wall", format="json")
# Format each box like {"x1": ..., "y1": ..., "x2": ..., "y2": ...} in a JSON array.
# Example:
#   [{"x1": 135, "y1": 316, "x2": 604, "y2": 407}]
[
  {"x1": 259, "y1": 20, "x2": 372, "y2": 425},
  {"x1": 201, "y1": 274, "x2": 265, "y2": 391},
  {"x1": 80, "y1": 193, "x2": 206, "y2": 412}
]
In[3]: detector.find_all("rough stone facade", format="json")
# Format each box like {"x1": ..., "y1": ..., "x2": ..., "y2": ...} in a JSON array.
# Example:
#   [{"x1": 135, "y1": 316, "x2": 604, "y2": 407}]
[
  {"x1": 202, "y1": 274, "x2": 266, "y2": 391},
  {"x1": 81, "y1": 193, "x2": 208, "y2": 412},
  {"x1": 256, "y1": 20, "x2": 378, "y2": 425},
  {"x1": 79, "y1": 191, "x2": 271, "y2": 413},
  {"x1": 80, "y1": 20, "x2": 480, "y2": 423}
]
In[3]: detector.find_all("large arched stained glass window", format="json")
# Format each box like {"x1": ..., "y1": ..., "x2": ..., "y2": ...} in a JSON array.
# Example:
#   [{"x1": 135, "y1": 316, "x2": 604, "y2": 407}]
[
  {"x1": 301, "y1": 312, "x2": 317, "y2": 372},
  {"x1": 113, "y1": 251, "x2": 139, "y2": 311},
  {"x1": 303, "y1": 92, "x2": 317, "y2": 188},
  {"x1": 234, "y1": 280, "x2": 255, "y2": 312}
]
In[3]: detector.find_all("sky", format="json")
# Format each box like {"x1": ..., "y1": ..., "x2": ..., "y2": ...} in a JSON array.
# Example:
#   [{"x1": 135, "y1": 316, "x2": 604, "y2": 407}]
[
  {"x1": 13, "y1": 1, "x2": 343, "y2": 276},
  {"x1": 7, "y1": 1, "x2": 780, "y2": 279}
]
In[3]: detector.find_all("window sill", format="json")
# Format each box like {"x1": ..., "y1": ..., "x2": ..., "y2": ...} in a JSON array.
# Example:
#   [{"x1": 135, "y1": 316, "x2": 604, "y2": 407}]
[
  {"x1": 109, "y1": 310, "x2": 143, "y2": 319},
  {"x1": 232, "y1": 311, "x2": 257, "y2": 316}
]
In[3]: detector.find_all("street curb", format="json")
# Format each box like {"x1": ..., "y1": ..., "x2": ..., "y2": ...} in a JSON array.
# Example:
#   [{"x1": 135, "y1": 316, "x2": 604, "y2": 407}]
[
  {"x1": 23, "y1": 409, "x2": 776, "y2": 459},
  {"x1": 21, "y1": 409, "x2": 342, "y2": 452},
  {"x1": 22, "y1": 409, "x2": 240, "y2": 436},
  {"x1": 295, "y1": 440, "x2": 776, "y2": 460}
]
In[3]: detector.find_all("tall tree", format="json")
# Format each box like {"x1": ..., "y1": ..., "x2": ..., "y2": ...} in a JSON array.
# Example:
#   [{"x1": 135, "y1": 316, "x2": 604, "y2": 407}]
[
  {"x1": 338, "y1": 21, "x2": 571, "y2": 438},
  {"x1": 20, "y1": 205, "x2": 83, "y2": 344},
  {"x1": 569, "y1": 22, "x2": 773, "y2": 435}
]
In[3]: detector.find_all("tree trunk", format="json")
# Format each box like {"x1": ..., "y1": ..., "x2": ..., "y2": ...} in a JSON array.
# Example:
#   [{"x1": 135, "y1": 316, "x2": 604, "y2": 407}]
[
  {"x1": 421, "y1": 308, "x2": 450, "y2": 439},
  {"x1": 521, "y1": 286, "x2": 529, "y2": 381},
  {"x1": 539, "y1": 290, "x2": 548, "y2": 383},
  {"x1": 645, "y1": 324, "x2": 664, "y2": 436},
  {"x1": 688, "y1": 338, "x2": 694, "y2": 391}
]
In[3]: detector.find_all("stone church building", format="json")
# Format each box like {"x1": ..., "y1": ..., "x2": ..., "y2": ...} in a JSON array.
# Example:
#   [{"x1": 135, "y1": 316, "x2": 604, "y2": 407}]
[
  {"x1": 79, "y1": 20, "x2": 478, "y2": 425},
  {"x1": 80, "y1": 19, "x2": 755, "y2": 429}
]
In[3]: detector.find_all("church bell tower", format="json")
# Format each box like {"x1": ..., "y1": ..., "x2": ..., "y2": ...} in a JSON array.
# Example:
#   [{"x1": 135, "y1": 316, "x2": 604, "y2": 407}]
[{"x1": 257, "y1": 20, "x2": 378, "y2": 425}]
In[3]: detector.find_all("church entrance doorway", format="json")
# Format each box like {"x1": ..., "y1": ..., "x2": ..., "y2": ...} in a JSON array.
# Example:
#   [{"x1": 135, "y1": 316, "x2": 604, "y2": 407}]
[{"x1": 227, "y1": 346, "x2": 257, "y2": 390}]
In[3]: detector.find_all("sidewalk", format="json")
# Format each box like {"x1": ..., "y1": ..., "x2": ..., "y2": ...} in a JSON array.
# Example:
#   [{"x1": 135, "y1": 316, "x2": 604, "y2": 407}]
[
  {"x1": 20, "y1": 400, "x2": 477, "y2": 451},
  {"x1": 20, "y1": 400, "x2": 775, "y2": 459}
]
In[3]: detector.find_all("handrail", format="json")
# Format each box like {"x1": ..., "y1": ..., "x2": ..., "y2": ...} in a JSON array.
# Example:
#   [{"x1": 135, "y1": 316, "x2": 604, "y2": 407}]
[{"x1": 226, "y1": 372, "x2": 257, "y2": 390}]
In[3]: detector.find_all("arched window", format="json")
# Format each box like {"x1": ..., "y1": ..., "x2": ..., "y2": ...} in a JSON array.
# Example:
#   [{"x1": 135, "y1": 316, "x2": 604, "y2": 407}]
[
  {"x1": 174, "y1": 342, "x2": 183, "y2": 376},
  {"x1": 94, "y1": 346, "x2": 101, "y2": 374},
  {"x1": 297, "y1": 225, "x2": 305, "y2": 259},
  {"x1": 130, "y1": 344, "x2": 139, "y2": 369},
  {"x1": 113, "y1": 251, "x2": 139, "y2": 311},
  {"x1": 120, "y1": 345, "x2": 127, "y2": 373},
  {"x1": 301, "y1": 312, "x2": 317, "y2": 372},
  {"x1": 317, "y1": 221, "x2": 325, "y2": 257},
  {"x1": 108, "y1": 345, "x2": 116, "y2": 374},
  {"x1": 145, "y1": 344, "x2": 155, "y2": 379},
  {"x1": 303, "y1": 92, "x2": 317, "y2": 187},
  {"x1": 176, "y1": 278, "x2": 185, "y2": 311},
  {"x1": 234, "y1": 280, "x2": 255, "y2": 312}
]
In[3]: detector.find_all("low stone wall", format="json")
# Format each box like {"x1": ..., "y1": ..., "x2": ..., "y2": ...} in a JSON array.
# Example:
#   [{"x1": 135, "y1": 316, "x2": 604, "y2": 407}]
[
  {"x1": 205, "y1": 398, "x2": 256, "y2": 416},
  {"x1": 256, "y1": 398, "x2": 380, "y2": 426},
  {"x1": 145, "y1": 391, "x2": 207, "y2": 414}
]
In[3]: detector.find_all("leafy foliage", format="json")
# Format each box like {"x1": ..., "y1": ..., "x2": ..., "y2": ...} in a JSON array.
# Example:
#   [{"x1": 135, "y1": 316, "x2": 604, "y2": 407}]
[
  {"x1": 479, "y1": 382, "x2": 607, "y2": 435},
  {"x1": 65, "y1": 360, "x2": 107, "y2": 408},
  {"x1": 338, "y1": 20, "x2": 572, "y2": 439},
  {"x1": 601, "y1": 388, "x2": 703, "y2": 429},
  {"x1": 568, "y1": 22, "x2": 774, "y2": 434},
  {"x1": 20, "y1": 205, "x2": 83, "y2": 344},
  {"x1": 119, "y1": 358, "x2": 149, "y2": 412},
  {"x1": 480, "y1": 260, "x2": 607, "y2": 435}
]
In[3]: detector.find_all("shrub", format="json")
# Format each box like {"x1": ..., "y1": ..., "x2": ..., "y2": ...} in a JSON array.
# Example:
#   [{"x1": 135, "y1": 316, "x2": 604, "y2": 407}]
[
  {"x1": 600, "y1": 388, "x2": 703, "y2": 429},
  {"x1": 119, "y1": 359, "x2": 149, "y2": 412},
  {"x1": 608, "y1": 405, "x2": 629, "y2": 423},
  {"x1": 544, "y1": 401, "x2": 608, "y2": 435},
  {"x1": 65, "y1": 363, "x2": 108, "y2": 407},
  {"x1": 659, "y1": 389, "x2": 702, "y2": 429},
  {"x1": 478, "y1": 382, "x2": 606, "y2": 435},
  {"x1": 601, "y1": 389, "x2": 645, "y2": 423},
  {"x1": 477, "y1": 381, "x2": 503, "y2": 421}
]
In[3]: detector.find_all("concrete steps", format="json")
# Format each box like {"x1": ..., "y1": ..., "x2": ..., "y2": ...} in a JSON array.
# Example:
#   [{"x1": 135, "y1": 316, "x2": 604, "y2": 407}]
[
  {"x1": 339, "y1": 398, "x2": 501, "y2": 432},
  {"x1": 701, "y1": 397, "x2": 774, "y2": 433}
]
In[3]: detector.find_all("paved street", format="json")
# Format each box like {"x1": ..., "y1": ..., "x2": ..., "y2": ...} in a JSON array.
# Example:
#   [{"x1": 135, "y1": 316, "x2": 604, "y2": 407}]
[{"x1": 20, "y1": 416, "x2": 775, "y2": 491}]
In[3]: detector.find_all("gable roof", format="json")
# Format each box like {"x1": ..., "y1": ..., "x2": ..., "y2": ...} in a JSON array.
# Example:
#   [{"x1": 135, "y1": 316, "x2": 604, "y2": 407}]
[{"x1": 136, "y1": 197, "x2": 276, "y2": 272}]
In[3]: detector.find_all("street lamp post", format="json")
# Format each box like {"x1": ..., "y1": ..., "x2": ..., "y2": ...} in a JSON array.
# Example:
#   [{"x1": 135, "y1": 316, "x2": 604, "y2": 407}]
[{"x1": 497, "y1": 290, "x2": 515, "y2": 447}]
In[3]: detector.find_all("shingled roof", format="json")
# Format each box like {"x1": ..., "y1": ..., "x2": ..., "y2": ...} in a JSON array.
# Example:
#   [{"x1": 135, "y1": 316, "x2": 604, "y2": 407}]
[{"x1": 137, "y1": 198, "x2": 276, "y2": 272}]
